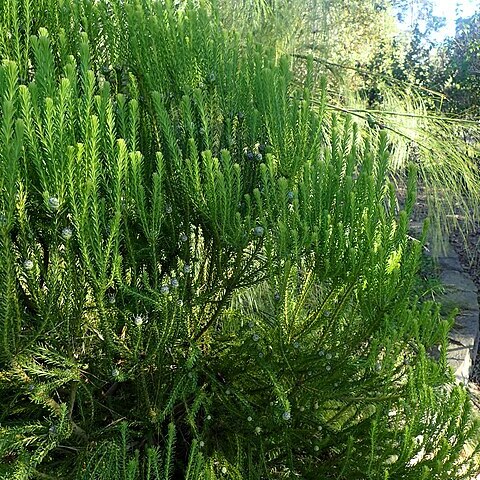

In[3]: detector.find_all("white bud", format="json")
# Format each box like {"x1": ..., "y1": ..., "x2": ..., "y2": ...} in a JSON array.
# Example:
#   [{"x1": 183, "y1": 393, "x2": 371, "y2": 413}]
[
  {"x1": 61, "y1": 227, "x2": 73, "y2": 240},
  {"x1": 255, "y1": 426, "x2": 262, "y2": 434},
  {"x1": 23, "y1": 259, "x2": 34, "y2": 270},
  {"x1": 160, "y1": 285, "x2": 169, "y2": 295},
  {"x1": 252, "y1": 333, "x2": 260, "y2": 342},
  {"x1": 221, "y1": 466, "x2": 227, "y2": 474},
  {"x1": 165, "y1": 205, "x2": 172, "y2": 214},
  {"x1": 112, "y1": 368, "x2": 120, "y2": 378},
  {"x1": 183, "y1": 264, "x2": 191, "y2": 274},
  {"x1": 247, "y1": 416, "x2": 252, "y2": 422},
  {"x1": 171, "y1": 278, "x2": 179, "y2": 288},
  {"x1": 282, "y1": 411, "x2": 291, "y2": 421},
  {"x1": 253, "y1": 226, "x2": 264, "y2": 237},
  {"x1": 180, "y1": 233, "x2": 188, "y2": 242},
  {"x1": 199, "y1": 440, "x2": 205, "y2": 447},
  {"x1": 314, "y1": 445, "x2": 319, "y2": 452},
  {"x1": 48, "y1": 197, "x2": 60, "y2": 210},
  {"x1": 134, "y1": 314, "x2": 144, "y2": 326},
  {"x1": 177, "y1": 299, "x2": 184, "y2": 307}
]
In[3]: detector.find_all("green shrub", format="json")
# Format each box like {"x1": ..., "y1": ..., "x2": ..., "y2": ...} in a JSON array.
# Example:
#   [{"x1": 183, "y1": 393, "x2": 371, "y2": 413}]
[{"x1": 0, "y1": 1, "x2": 479, "y2": 478}]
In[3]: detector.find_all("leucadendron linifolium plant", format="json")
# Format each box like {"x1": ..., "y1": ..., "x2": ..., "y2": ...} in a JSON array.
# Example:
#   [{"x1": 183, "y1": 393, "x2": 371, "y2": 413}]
[{"x1": 1, "y1": 1, "x2": 480, "y2": 479}]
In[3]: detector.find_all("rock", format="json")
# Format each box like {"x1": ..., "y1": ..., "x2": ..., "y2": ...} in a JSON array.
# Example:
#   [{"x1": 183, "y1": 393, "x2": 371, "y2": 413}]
[{"x1": 440, "y1": 271, "x2": 477, "y2": 294}]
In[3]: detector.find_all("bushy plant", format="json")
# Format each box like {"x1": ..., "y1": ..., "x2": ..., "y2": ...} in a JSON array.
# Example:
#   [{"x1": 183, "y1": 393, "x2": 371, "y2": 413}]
[{"x1": 0, "y1": 1, "x2": 479, "y2": 479}]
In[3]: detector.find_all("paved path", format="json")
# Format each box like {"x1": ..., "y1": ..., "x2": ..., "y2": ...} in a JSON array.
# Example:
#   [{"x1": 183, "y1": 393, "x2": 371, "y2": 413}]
[{"x1": 410, "y1": 222, "x2": 480, "y2": 384}]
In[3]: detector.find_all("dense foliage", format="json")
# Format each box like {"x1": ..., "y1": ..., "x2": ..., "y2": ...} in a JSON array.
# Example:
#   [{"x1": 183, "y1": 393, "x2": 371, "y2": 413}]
[
  {"x1": 435, "y1": 11, "x2": 480, "y2": 116},
  {"x1": 0, "y1": 1, "x2": 479, "y2": 479}
]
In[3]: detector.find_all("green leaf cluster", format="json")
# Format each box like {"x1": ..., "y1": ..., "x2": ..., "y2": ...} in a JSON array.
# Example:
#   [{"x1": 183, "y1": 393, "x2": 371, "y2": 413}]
[{"x1": 0, "y1": 1, "x2": 479, "y2": 479}]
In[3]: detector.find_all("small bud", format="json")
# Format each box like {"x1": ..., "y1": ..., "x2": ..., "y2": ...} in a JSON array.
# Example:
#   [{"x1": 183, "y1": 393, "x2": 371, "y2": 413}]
[
  {"x1": 314, "y1": 445, "x2": 319, "y2": 452},
  {"x1": 282, "y1": 411, "x2": 291, "y2": 421},
  {"x1": 180, "y1": 233, "x2": 188, "y2": 242},
  {"x1": 112, "y1": 368, "x2": 120, "y2": 378},
  {"x1": 256, "y1": 153, "x2": 263, "y2": 161},
  {"x1": 199, "y1": 440, "x2": 205, "y2": 447},
  {"x1": 177, "y1": 299, "x2": 184, "y2": 307},
  {"x1": 61, "y1": 227, "x2": 73, "y2": 240},
  {"x1": 287, "y1": 191, "x2": 294, "y2": 201},
  {"x1": 247, "y1": 416, "x2": 252, "y2": 422},
  {"x1": 245, "y1": 150, "x2": 255, "y2": 161},
  {"x1": 165, "y1": 204, "x2": 172, "y2": 214},
  {"x1": 252, "y1": 333, "x2": 260, "y2": 342},
  {"x1": 48, "y1": 197, "x2": 60, "y2": 210},
  {"x1": 293, "y1": 341, "x2": 300, "y2": 349},
  {"x1": 206, "y1": 415, "x2": 212, "y2": 420},
  {"x1": 134, "y1": 314, "x2": 144, "y2": 326},
  {"x1": 207, "y1": 72, "x2": 216, "y2": 83},
  {"x1": 325, "y1": 365, "x2": 331, "y2": 371},
  {"x1": 385, "y1": 454, "x2": 399, "y2": 465},
  {"x1": 325, "y1": 353, "x2": 332, "y2": 360},
  {"x1": 221, "y1": 467, "x2": 227, "y2": 474},
  {"x1": 183, "y1": 264, "x2": 192, "y2": 274},
  {"x1": 171, "y1": 278, "x2": 179, "y2": 288},
  {"x1": 108, "y1": 293, "x2": 116, "y2": 304},
  {"x1": 299, "y1": 406, "x2": 305, "y2": 412},
  {"x1": 255, "y1": 426, "x2": 262, "y2": 434},
  {"x1": 49, "y1": 425, "x2": 56, "y2": 434},
  {"x1": 23, "y1": 259, "x2": 34, "y2": 270},
  {"x1": 160, "y1": 285, "x2": 169, "y2": 295},
  {"x1": 253, "y1": 226, "x2": 264, "y2": 237},
  {"x1": 274, "y1": 291, "x2": 281, "y2": 302}
]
